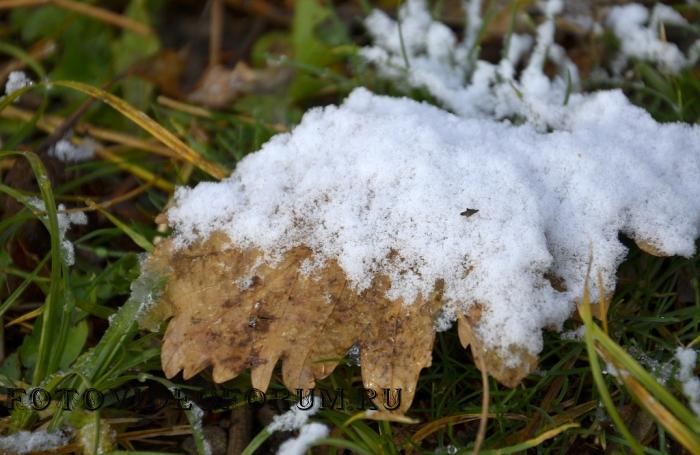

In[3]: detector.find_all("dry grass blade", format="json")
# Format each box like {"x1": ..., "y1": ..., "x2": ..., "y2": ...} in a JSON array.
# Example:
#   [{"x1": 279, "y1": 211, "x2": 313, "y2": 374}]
[
  {"x1": 601, "y1": 350, "x2": 700, "y2": 453},
  {"x1": 342, "y1": 410, "x2": 419, "y2": 426},
  {"x1": 62, "y1": 181, "x2": 154, "y2": 213},
  {"x1": 0, "y1": 0, "x2": 154, "y2": 36},
  {"x1": 473, "y1": 350, "x2": 490, "y2": 455},
  {"x1": 95, "y1": 147, "x2": 175, "y2": 193},
  {"x1": 479, "y1": 423, "x2": 580, "y2": 455},
  {"x1": 578, "y1": 270, "x2": 644, "y2": 455},
  {"x1": 157, "y1": 95, "x2": 288, "y2": 133},
  {"x1": 157, "y1": 96, "x2": 213, "y2": 119},
  {"x1": 51, "y1": 80, "x2": 229, "y2": 180},
  {"x1": 406, "y1": 413, "x2": 527, "y2": 453},
  {"x1": 1, "y1": 105, "x2": 178, "y2": 158}
]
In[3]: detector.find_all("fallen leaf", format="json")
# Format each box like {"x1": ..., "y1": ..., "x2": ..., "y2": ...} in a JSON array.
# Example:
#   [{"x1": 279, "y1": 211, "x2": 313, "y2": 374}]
[
  {"x1": 148, "y1": 232, "x2": 448, "y2": 412},
  {"x1": 458, "y1": 311, "x2": 537, "y2": 388},
  {"x1": 187, "y1": 62, "x2": 292, "y2": 108}
]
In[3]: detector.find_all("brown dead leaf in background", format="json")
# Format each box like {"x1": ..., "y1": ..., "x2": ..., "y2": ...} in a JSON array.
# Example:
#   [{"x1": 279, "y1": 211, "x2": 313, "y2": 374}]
[
  {"x1": 149, "y1": 231, "x2": 538, "y2": 413},
  {"x1": 133, "y1": 50, "x2": 187, "y2": 98},
  {"x1": 187, "y1": 62, "x2": 293, "y2": 108}
]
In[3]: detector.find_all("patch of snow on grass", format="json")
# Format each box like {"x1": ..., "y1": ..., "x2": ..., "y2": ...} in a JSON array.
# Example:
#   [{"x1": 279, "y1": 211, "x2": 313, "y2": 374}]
[
  {"x1": 28, "y1": 198, "x2": 88, "y2": 266},
  {"x1": 675, "y1": 347, "x2": 700, "y2": 417},
  {"x1": 268, "y1": 397, "x2": 321, "y2": 433},
  {"x1": 276, "y1": 422, "x2": 329, "y2": 455},
  {"x1": 607, "y1": 3, "x2": 700, "y2": 73},
  {"x1": 49, "y1": 137, "x2": 99, "y2": 162},
  {"x1": 560, "y1": 326, "x2": 585, "y2": 341},
  {"x1": 361, "y1": 0, "x2": 579, "y2": 129},
  {"x1": 4, "y1": 70, "x2": 33, "y2": 96},
  {"x1": 0, "y1": 428, "x2": 72, "y2": 454}
]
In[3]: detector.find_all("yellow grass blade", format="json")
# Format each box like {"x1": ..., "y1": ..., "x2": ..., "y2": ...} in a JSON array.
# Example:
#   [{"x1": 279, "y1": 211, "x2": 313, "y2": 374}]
[{"x1": 51, "y1": 80, "x2": 229, "y2": 180}]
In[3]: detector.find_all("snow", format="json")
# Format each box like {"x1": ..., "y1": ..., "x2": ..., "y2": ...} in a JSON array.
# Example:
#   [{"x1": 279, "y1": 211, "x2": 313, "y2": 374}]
[
  {"x1": 270, "y1": 400, "x2": 327, "y2": 455},
  {"x1": 675, "y1": 347, "x2": 700, "y2": 417},
  {"x1": 0, "y1": 428, "x2": 72, "y2": 454},
  {"x1": 361, "y1": 1, "x2": 697, "y2": 130},
  {"x1": 607, "y1": 3, "x2": 700, "y2": 74},
  {"x1": 360, "y1": 0, "x2": 580, "y2": 130},
  {"x1": 28, "y1": 199, "x2": 88, "y2": 266},
  {"x1": 560, "y1": 326, "x2": 585, "y2": 341},
  {"x1": 49, "y1": 137, "x2": 99, "y2": 162},
  {"x1": 268, "y1": 397, "x2": 321, "y2": 433},
  {"x1": 276, "y1": 422, "x2": 329, "y2": 455},
  {"x1": 4, "y1": 70, "x2": 33, "y2": 96},
  {"x1": 189, "y1": 401, "x2": 213, "y2": 455}
]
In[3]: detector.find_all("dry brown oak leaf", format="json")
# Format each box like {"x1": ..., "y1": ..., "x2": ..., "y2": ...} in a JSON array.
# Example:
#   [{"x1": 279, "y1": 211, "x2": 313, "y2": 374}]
[{"x1": 145, "y1": 231, "x2": 535, "y2": 413}]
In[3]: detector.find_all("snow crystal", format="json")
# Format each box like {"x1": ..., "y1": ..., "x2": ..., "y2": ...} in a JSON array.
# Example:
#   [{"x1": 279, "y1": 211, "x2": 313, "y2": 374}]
[
  {"x1": 49, "y1": 137, "x2": 99, "y2": 162},
  {"x1": 0, "y1": 428, "x2": 72, "y2": 454},
  {"x1": 166, "y1": 86, "x2": 700, "y2": 366},
  {"x1": 4, "y1": 70, "x2": 33, "y2": 96},
  {"x1": 276, "y1": 422, "x2": 329, "y2": 455},
  {"x1": 675, "y1": 347, "x2": 700, "y2": 417},
  {"x1": 268, "y1": 398, "x2": 321, "y2": 433},
  {"x1": 28, "y1": 198, "x2": 88, "y2": 266},
  {"x1": 607, "y1": 3, "x2": 700, "y2": 74}
]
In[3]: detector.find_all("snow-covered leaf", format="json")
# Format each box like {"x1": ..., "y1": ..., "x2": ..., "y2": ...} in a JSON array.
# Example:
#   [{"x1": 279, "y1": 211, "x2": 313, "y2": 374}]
[{"x1": 144, "y1": 84, "x2": 700, "y2": 412}]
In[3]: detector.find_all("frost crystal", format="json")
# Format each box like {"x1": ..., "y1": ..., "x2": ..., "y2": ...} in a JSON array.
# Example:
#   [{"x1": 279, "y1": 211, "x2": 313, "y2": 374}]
[{"x1": 4, "y1": 70, "x2": 33, "y2": 96}]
